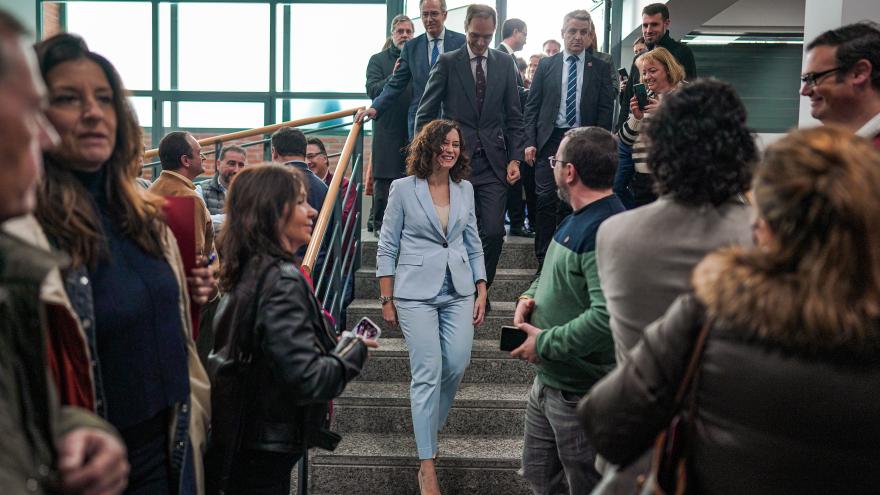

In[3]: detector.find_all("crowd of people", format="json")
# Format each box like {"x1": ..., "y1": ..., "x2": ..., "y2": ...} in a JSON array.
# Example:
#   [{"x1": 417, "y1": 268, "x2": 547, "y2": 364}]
[
  {"x1": 2, "y1": 1, "x2": 880, "y2": 495},
  {"x1": 361, "y1": 2, "x2": 880, "y2": 494}
]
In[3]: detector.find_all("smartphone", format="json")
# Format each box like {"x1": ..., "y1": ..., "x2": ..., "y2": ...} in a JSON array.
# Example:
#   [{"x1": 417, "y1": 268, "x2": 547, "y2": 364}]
[
  {"x1": 633, "y1": 83, "x2": 649, "y2": 111},
  {"x1": 499, "y1": 325, "x2": 527, "y2": 352},
  {"x1": 617, "y1": 67, "x2": 628, "y2": 79},
  {"x1": 352, "y1": 316, "x2": 382, "y2": 340}
]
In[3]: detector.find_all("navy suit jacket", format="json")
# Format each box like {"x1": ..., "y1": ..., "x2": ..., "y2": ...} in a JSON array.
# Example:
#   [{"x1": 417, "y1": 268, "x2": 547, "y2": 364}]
[
  {"x1": 371, "y1": 30, "x2": 466, "y2": 137},
  {"x1": 415, "y1": 47, "x2": 526, "y2": 185},
  {"x1": 523, "y1": 51, "x2": 615, "y2": 152}
]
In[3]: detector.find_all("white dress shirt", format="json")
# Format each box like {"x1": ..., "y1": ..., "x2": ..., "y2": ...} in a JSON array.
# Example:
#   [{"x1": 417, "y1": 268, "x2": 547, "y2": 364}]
[
  {"x1": 466, "y1": 44, "x2": 488, "y2": 81},
  {"x1": 427, "y1": 28, "x2": 446, "y2": 64},
  {"x1": 556, "y1": 49, "x2": 586, "y2": 128}
]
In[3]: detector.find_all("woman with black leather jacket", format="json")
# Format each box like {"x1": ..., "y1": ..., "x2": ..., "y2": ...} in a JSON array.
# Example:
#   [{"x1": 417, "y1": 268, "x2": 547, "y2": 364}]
[
  {"x1": 206, "y1": 165, "x2": 370, "y2": 495},
  {"x1": 579, "y1": 126, "x2": 880, "y2": 494}
]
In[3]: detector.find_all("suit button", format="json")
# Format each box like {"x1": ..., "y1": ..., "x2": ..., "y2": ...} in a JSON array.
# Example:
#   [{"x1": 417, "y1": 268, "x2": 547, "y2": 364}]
[{"x1": 442, "y1": 242, "x2": 448, "y2": 248}]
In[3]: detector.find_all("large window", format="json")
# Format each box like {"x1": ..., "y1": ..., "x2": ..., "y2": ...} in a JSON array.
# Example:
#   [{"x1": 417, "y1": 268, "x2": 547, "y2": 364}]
[
  {"x1": 40, "y1": 0, "x2": 384, "y2": 148},
  {"x1": 65, "y1": 1, "x2": 153, "y2": 90},
  {"x1": 175, "y1": 3, "x2": 270, "y2": 92},
  {"x1": 506, "y1": 0, "x2": 607, "y2": 57},
  {"x1": 288, "y1": 4, "x2": 385, "y2": 93},
  {"x1": 42, "y1": 0, "x2": 622, "y2": 144}
]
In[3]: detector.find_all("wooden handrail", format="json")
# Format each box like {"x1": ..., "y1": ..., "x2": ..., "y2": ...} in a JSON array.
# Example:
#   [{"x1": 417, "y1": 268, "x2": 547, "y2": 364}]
[
  {"x1": 142, "y1": 107, "x2": 362, "y2": 160},
  {"x1": 301, "y1": 118, "x2": 362, "y2": 276}
]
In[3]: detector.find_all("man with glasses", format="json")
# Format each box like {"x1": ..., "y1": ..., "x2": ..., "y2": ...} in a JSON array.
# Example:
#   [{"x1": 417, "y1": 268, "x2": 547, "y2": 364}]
[
  {"x1": 356, "y1": 0, "x2": 465, "y2": 138},
  {"x1": 802, "y1": 21, "x2": 880, "y2": 146},
  {"x1": 415, "y1": 3, "x2": 526, "y2": 301},
  {"x1": 523, "y1": 10, "x2": 614, "y2": 266},
  {"x1": 510, "y1": 127, "x2": 624, "y2": 494},
  {"x1": 152, "y1": 131, "x2": 216, "y2": 267}
]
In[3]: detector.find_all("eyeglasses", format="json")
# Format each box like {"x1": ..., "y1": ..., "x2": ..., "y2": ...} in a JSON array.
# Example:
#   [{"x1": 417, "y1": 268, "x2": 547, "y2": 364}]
[
  {"x1": 800, "y1": 67, "x2": 842, "y2": 87},
  {"x1": 305, "y1": 152, "x2": 325, "y2": 160},
  {"x1": 421, "y1": 10, "x2": 444, "y2": 19},
  {"x1": 548, "y1": 156, "x2": 567, "y2": 169}
]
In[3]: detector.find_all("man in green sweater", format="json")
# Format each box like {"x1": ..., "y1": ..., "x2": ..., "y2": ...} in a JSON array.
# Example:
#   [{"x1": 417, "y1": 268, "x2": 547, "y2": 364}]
[{"x1": 511, "y1": 126, "x2": 623, "y2": 494}]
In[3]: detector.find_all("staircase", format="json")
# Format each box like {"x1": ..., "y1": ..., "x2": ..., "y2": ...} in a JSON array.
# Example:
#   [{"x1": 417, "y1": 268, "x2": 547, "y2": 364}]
[{"x1": 306, "y1": 231, "x2": 539, "y2": 494}]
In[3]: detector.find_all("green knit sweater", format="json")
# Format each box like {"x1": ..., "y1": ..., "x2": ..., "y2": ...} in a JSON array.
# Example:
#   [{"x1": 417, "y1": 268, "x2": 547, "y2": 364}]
[{"x1": 522, "y1": 195, "x2": 624, "y2": 394}]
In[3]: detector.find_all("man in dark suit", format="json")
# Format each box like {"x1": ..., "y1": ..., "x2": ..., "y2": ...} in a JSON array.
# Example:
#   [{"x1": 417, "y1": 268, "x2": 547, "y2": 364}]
[
  {"x1": 523, "y1": 9, "x2": 615, "y2": 266},
  {"x1": 365, "y1": 14, "x2": 414, "y2": 235},
  {"x1": 356, "y1": 0, "x2": 466, "y2": 138},
  {"x1": 416, "y1": 3, "x2": 526, "y2": 292},
  {"x1": 616, "y1": 3, "x2": 696, "y2": 130},
  {"x1": 498, "y1": 18, "x2": 536, "y2": 239}
]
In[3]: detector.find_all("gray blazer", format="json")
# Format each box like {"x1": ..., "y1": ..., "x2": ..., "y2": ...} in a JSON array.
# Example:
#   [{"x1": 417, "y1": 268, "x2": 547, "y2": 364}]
[
  {"x1": 595, "y1": 196, "x2": 753, "y2": 364},
  {"x1": 415, "y1": 47, "x2": 526, "y2": 184},
  {"x1": 376, "y1": 176, "x2": 486, "y2": 300},
  {"x1": 523, "y1": 51, "x2": 615, "y2": 151}
]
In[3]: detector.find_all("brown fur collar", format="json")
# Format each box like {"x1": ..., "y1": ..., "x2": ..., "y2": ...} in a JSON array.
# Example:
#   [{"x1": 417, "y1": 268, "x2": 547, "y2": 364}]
[{"x1": 693, "y1": 247, "x2": 880, "y2": 360}]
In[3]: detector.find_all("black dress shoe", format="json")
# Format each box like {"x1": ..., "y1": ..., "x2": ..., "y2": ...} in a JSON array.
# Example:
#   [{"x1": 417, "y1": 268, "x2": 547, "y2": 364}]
[{"x1": 509, "y1": 226, "x2": 536, "y2": 238}]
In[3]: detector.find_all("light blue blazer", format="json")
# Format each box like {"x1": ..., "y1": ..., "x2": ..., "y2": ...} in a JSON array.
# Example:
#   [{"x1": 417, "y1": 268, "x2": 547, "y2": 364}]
[{"x1": 376, "y1": 176, "x2": 486, "y2": 300}]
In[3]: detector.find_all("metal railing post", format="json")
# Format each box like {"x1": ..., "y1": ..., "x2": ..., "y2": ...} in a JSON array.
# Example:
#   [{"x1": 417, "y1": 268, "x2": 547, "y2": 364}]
[
  {"x1": 297, "y1": 451, "x2": 309, "y2": 495},
  {"x1": 354, "y1": 125, "x2": 364, "y2": 275}
]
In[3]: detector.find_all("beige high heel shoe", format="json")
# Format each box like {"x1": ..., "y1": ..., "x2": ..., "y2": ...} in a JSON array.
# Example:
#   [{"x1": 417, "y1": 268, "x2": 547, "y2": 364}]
[{"x1": 418, "y1": 460, "x2": 441, "y2": 495}]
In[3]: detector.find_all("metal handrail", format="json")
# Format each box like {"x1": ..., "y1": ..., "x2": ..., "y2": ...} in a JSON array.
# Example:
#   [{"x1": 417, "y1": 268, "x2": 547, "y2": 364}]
[
  {"x1": 301, "y1": 119, "x2": 363, "y2": 276},
  {"x1": 142, "y1": 108, "x2": 361, "y2": 159}
]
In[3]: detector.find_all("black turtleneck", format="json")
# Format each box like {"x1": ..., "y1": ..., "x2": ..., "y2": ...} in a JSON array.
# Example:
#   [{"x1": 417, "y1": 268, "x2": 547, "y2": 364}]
[{"x1": 72, "y1": 168, "x2": 189, "y2": 432}]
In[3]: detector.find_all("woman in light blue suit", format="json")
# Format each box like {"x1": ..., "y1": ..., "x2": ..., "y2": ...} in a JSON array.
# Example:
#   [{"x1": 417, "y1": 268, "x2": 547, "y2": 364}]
[{"x1": 377, "y1": 119, "x2": 487, "y2": 494}]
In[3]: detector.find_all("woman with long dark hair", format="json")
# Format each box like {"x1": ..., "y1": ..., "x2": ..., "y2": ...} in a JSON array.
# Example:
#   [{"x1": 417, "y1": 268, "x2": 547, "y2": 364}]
[
  {"x1": 33, "y1": 33, "x2": 210, "y2": 494},
  {"x1": 377, "y1": 119, "x2": 487, "y2": 494},
  {"x1": 208, "y1": 165, "x2": 369, "y2": 494},
  {"x1": 580, "y1": 126, "x2": 880, "y2": 493}
]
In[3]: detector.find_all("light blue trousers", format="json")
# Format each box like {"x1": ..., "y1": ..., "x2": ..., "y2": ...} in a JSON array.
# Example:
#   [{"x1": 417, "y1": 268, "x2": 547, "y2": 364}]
[{"x1": 395, "y1": 273, "x2": 474, "y2": 460}]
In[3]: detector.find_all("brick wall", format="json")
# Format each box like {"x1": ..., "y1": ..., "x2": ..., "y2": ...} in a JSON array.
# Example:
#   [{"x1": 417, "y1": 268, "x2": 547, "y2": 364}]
[{"x1": 42, "y1": 4, "x2": 63, "y2": 38}]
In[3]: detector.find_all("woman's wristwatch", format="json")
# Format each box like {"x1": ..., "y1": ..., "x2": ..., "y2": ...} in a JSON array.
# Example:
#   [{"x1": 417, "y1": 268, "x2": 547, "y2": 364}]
[{"x1": 379, "y1": 295, "x2": 394, "y2": 305}]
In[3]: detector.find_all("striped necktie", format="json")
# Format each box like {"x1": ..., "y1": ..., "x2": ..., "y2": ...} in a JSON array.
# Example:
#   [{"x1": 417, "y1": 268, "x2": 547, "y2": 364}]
[
  {"x1": 566, "y1": 55, "x2": 578, "y2": 127},
  {"x1": 430, "y1": 38, "x2": 441, "y2": 66}
]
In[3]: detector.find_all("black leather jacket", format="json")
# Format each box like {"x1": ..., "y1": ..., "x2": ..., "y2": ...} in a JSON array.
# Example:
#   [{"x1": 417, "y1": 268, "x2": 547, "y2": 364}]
[{"x1": 206, "y1": 254, "x2": 366, "y2": 492}]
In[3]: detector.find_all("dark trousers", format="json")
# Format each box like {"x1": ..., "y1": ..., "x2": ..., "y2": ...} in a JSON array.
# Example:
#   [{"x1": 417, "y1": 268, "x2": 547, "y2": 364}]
[
  {"x1": 372, "y1": 178, "x2": 393, "y2": 234},
  {"x1": 534, "y1": 128, "x2": 569, "y2": 264},
  {"x1": 506, "y1": 160, "x2": 536, "y2": 230},
  {"x1": 227, "y1": 450, "x2": 302, "y2": 495},
  {"x1": 470, "y1": 153, "x2": 508, "y2": 288},
  {"x1": 122, "y1": 411, "x2": 172, "y2": 495}
]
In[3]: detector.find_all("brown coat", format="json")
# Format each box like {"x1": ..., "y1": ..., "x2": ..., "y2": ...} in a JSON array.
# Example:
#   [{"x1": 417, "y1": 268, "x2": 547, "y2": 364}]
[{"x1": 148, "y1": 170, "x2": 215, "y2": 264}]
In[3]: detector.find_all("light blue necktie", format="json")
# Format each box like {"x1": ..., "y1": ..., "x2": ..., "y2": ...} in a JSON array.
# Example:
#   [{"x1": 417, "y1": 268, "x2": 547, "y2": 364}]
[
  {"x1": 565, "y1": 55, "x2": 578, "y2": 127},
  {"x1": 430, "y1": 38, "x2": 441, "y2": 66}
]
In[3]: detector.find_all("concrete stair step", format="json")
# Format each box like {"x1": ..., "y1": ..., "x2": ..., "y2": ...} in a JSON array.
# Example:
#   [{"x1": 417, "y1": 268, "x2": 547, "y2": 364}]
[
  {"x1": 359, "y1": 229, "x2": 539, "y2": 271},
  {"x1": 346, "y1": 299, "x2": 516, "y2": 339},
  {"x1": 354, "y1": 267, "x2": 536, "y2": 301},
  {"x1": 358, "y1": 338, "x2": 536, "y2": 384},
  {"x1": 308, "y1": 433, "x2": 530, "y2": 494},
  {"x1": 333, "y1": 381, "x2": 529, "y2": 436}
]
